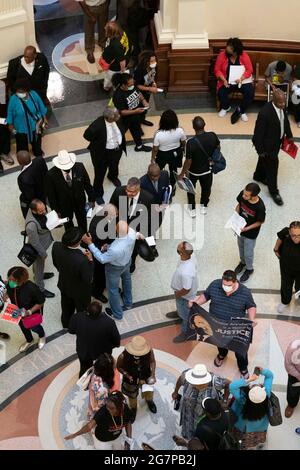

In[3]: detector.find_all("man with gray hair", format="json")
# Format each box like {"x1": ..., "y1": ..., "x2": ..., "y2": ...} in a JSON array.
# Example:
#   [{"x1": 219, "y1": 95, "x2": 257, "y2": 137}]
[
  {"x1": 110, "y1": 176, "x2": 154, "y2": 272},
  {"x1": 84, "y1": 107, "x2": 127, "y2": 204},
  {"x1": 166, "y1": 241, "x2": 198, "y2": 343}
]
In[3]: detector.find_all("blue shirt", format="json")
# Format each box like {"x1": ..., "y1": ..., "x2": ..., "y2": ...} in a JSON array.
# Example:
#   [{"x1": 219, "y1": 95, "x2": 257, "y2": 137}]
[
  {"x1": 89, "y1": 228, "x2": 136, "y2": 267},
  {"x1": 204, "y1": 279, "x2": 256, "y2": 321},
  {"x1": 229, "y1": 368, "x2": 273, "y2": 433},
  {"x1": 7, "y1": 91, "x2": 47, "y2": 140}
]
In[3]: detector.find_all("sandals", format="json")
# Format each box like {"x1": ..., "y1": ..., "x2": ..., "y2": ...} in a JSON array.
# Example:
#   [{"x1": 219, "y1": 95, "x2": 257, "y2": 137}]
[{"x1": 214, "y1": 354, "x2": 225, "y2": 367}]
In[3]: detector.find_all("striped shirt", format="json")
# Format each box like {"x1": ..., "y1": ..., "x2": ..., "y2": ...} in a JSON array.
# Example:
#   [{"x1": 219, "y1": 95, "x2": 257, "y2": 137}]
[{"x1": 203, "y1": 279, "x2": 256, "y2": 321}]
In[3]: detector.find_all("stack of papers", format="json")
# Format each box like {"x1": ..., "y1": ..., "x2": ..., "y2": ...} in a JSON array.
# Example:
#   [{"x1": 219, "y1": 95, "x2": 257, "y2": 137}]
[
  {"x1": 145, "y1": 236, "x2": 156, "y2": 247},
  {"x1": 173, "y1": 173, "x2": 196, "y2": 194},
  {"x1": 46, "y1": 211, "x2": 69, "y2": 230},
  {"x1": 225, "y1": 212, "x2": 247, "y2": 236},
  {"x1": 228, "y1": 65, "x2": 253, "y2": 85}
]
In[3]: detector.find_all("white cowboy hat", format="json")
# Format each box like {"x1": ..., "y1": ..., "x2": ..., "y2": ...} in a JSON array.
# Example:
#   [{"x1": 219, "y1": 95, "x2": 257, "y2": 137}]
[
  {"x1": 53, "y1": 149, "x2": 76, "y2": 170},
  {"x1": 185, "y1": 364, "x2": 212, "y2": 385}
]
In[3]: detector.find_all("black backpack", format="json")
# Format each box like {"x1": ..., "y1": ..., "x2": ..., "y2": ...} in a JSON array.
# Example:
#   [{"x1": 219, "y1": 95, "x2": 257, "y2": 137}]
[{"x1": 201, "y1": 410, "x2": 242, "y2": 450}]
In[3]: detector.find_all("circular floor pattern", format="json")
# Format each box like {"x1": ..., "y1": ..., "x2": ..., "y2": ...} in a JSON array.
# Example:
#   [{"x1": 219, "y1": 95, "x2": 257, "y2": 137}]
[
  {"x1": 52, "y1": 34, "x2": 105, "y2": 82},
  {"x1": 38, "y1": 348, "x2": 187, "y2": 450},
  {"x1": 34, "y1": 0, "x2": 58, "y2": 5}
]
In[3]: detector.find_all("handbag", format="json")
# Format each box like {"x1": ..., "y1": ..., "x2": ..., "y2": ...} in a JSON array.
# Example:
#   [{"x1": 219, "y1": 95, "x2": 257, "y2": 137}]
[
  {"x1": 193, "y1": 135, "x2": 226, "y2": 174},
  {"x1": 267, "y1": 391, "x2": 282, "y2": 426},
  {"x1": 136, "y1": 239, "x2": 156, "y2": 262},
  {"x1": 13, "y1": 290, "x2": 43, "y2": 330},
  {"x1": 98, "y1": 56, "x2": 111, "y2": 71},
  {"x1": 17, "y1": 223, "x2": 39, "y2": 267},
  {"x1": 76, "y1": 367, "x2": 94, "y2": 390}
]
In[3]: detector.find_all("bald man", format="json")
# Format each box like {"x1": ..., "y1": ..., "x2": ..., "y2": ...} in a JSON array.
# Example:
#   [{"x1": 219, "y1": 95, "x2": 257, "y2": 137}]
[
  {"x1": 253, "y1": 89, "x2": 293, "y2": 206},
  {"x1": 7, "y1": 46, "x2": 50, "y2": 104},
  {"x1": 17, "y1": 150, "x2": 48, "y2": 218},
  {"x1": 82, "y1": 221, "x2": 142, "y2": 320}
]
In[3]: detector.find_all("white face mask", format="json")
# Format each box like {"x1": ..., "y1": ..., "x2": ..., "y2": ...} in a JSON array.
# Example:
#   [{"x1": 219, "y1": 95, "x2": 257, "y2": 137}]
[
  {"x1": 149, "y1": 63, "x2": 157, "y2": 69},
  {"x1": 17, "y1": 92, "x2": 26, "y2": 99},
  {"x1": 222, "y1": 284, "x2": 233, "y2": 293}
]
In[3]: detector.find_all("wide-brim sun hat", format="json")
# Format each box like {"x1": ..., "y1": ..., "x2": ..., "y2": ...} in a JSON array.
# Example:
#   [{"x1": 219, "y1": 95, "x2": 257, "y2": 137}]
[
  {"x1": 125, "y1": 336, "x2": 151, "y2": 356},
  {"x1": 53, "y1": 149, "x2": 76, "y2": 170},
  {"x1": 248, "y1": 385, "x2": 267, "y2": 404},
  {"x1": 185, "y1": 364, "x2": 212, "y2": 385}
]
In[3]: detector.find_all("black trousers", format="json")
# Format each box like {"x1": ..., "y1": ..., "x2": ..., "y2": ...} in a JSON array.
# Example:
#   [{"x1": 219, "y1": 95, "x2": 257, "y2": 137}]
[
  {"x1": 92, "y1": 148, "x2": 122, "y2": 198},
  {"x1": 287, "y1": 374, "x2": 300, "y2": 408},
  {"x1": 187, "y1": 172, "x2": 213, "y2": 209},
  {"x1": 253, "y1": 153, "x2": 279, "y2": 196},
  {"x1": 122, "y1": 115, "x2": 142, "y2": 147},
  {"x1": 79, "y1": 358, "x2": 94, "y2": 378},
  {"x1": 156, "y1": 150, "x2": 178, "y2": 187},
  {"x1": 20, "y1": 195, "x2": 30, "y2": 219},
  {"x1": 61, "y1": 292, "x2": 90, "y2": 328},
  {"x1": 19, "y1": 318, "x2": 45, "y2": 342},
  {"x1": 218, "y1": 83, "x2": 254, "y2": 114},
  {"x1": 63, "y1": 207, "x2": 88, "y2": 233},
  {"x1": 280, "y1": 264, "x2": 300, "y2": 305},
  {"x1": 92, "y1": 259, "x2": 106, "y2": 299},
  {"x1": 0, "y1": 124, "x2": 11, "y2": 155},
  {"x1": 218, "y1": 347, "x2": 248, "y2": 373},
  {"x1": 15, "y1": 132, "x2": 43, "y2": 157}
]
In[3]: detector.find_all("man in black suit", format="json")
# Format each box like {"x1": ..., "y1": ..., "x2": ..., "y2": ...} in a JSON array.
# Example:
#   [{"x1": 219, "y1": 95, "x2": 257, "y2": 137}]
[
  {"x1": 7, "y1": 46, "x2": 50, "y2": 104},
  {"x1": 83, "y1": 107, "x2": 126, "y2": 205},
  {"x1": 45, "y1": 150, "x2": 95, "y2": 232},
  {"x1": 140, "y1": 163, "x2": 171, "y2": 204},
  {"x1": 253, "y1": 89, "x2": 293, "y2": 206},
  {"x1": 17, "y1": 150, "x2": 48, "y2": 218},
  {"x1": 69, "y1": 300, "x2": 121, "y2": 377},
  {"x1": 52, "y1": 227, "x2": 94, "y2": 328},
  {"x1": 89, "y1": 203, "x2": 118, "y2": 303},
  {"x1": 110, "y1": 176, "x2": 154, "y2": 272}
]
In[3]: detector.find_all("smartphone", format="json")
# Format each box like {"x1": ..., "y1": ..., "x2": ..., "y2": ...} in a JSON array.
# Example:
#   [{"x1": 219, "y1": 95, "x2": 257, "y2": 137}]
[{"x1": 253, "y1": 366, "x2": 260, "y2": 376}]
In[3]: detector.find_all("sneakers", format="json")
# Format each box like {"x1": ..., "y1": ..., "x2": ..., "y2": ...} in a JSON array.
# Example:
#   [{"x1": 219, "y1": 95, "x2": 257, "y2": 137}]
[
  {"x1": 240, "y1": 369, "x2": 250, "y2": 379},
  {"x1": 38, "y1": 336, "x2": 46, "y2": 349},
  {"x1": 134, "y1": 145, "x2": 152, "y2": 152},
  {"x1": 200, "y1": 205, "x2": 207, "y2": 215},
  {"x1": 241, "y1": 113, "x2": 249, "y2": 122},
  {"x1": 19, "y1": 340, "x2": 34, "y2": 352},
  {"x1": 146, "y1": 400, "x2": 157, "y2": 413},
  {"x1": 87, "y1": 52, "x2": 95, "y2": 64},
  {"x1": 218, "y1": 107, "x2": 231, "y2": 117},
  {"x1": 188, "y1": 209, "x2": 196, "y2": 218},
  {"x1": 240, "y1": 269, "x2": 254, "y2": 283},
  {"x1": 142, "y1": 119, "x2": 154, "y2": 127},
  {"x1": 43, "y1": 289, "x2": 55, "y2": 298},
  {"x1": 234, "y1": 262, "x2": 246, "y2": 275},
  {"x1": 277, "y1": 303, "x2": 289, "y2": 314}
]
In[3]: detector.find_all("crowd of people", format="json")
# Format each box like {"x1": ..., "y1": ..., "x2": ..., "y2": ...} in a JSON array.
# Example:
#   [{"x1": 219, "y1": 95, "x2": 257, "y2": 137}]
[{"x1": 0, "y1": 7, "x2": 300, "y2": 450}]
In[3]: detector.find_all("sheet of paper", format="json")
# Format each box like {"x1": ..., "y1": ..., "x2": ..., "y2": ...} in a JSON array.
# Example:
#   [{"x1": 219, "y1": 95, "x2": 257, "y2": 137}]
[
  {"x1": 146, "y1": 236, "x2": 156, "y2": 247},
  {"x1": 141, "y1": 384, "x2": 154, "y2": 393},
  {"x1": 225, "y1": 212, "x2": 247, "y2": 236},
  {"x1": 0, "y1": 118, "x2": 7, "y2": 125},
  {"x1": 86, "y1": 208, "x2": 93, "y2": 218},
  {"x1": 292, "y1": 382, "x2": 300, "y2": 387},
  {"x1": 228, "y1": 65, "x2": 245, "y2": 84},
  {"x1": 46, "y1": 210, "x2": 68, "y2": 230}
]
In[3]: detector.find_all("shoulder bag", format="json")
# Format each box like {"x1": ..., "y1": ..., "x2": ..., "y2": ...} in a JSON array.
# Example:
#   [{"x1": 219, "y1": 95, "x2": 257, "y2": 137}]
[
  {"x1": 193, "y1": 135, "x2": 226, "y2": 174},
  {"x1": 76, "y1": 367, "x2": 94, "y2": 390},
  {"x1": 17, "y1": 222, "x2": 39, "y2": 267},
  {"x1": 267, "y1": 391, "x2": 282, "y2": 426}
]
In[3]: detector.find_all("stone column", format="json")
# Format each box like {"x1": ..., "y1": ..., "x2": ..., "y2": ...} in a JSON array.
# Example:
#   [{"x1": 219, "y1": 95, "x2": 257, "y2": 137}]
[
  {"x1": 0, "y1": 0, "x2": 36, "y2": 78},
  {"x1": 154, "y1": 0, "x2": 177, "y2": 44},
  {"x1": 172, "y1": 0, "x2": 208, "y2": 49}
]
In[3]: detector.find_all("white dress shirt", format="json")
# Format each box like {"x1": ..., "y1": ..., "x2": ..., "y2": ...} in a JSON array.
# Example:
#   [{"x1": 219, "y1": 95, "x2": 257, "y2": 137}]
[
  {"x1": 272, "y1": 103, "x2": 285, "y2": 139},
  {"x1": 21, "y1": 161, "x2": 32, "y2": 173},
  {"x1": 128, "y1": 192, "x2": 140, "y2": 218},
  {"x1": 21, "y1": 57, "x2": 35, "y2": 76},
  {"x1": 105, "y1": 120, "x2": 122, "y2": 149}
]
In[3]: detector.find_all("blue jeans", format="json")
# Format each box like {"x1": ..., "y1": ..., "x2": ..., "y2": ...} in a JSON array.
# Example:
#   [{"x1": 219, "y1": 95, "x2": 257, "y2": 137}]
[
  {"x1": 105, "y1": 262, "x2": 132, "y2": 319},
  {"x1": 175, "y1": 297, "x2": 190, "y2": 334},
  {"x1": 218, "y1": 83, "x2": 254, "y2": 114},
  {"x1": 238, "y1": 236, "x2": 256, "y2": 271}
]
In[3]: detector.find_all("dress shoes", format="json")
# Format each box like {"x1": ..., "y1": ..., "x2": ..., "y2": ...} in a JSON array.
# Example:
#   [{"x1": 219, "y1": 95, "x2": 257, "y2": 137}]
[
  {"x1": 108, "y1": 178, "x2": 121, "y2": 187},
  {"x1": 272, "y1": 194, "x2": 284, "y2": 206},
  {"x1": 43, "y1": 272, "x2": 54, "y2": 280},
  {"x1": 142, "y1": 119, "x2": 154, "y2": 127},
  {"x1": 98, "y1": 294, "x2": 108, "y2": 303},
  {"x1": 87, "y1": 52, "x2": 95, "y2": 64}
]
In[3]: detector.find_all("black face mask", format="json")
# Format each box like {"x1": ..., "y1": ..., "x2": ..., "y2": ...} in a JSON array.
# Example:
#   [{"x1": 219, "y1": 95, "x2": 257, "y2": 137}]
[{"x1": 225, "y1": 51, "x2": 233, "y2": 58}]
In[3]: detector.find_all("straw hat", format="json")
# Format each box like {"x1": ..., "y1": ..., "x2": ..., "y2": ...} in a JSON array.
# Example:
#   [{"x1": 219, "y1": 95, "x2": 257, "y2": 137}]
[
  {"x1": 185, "y1": 364, "x2": 212, "y2": 385},
  {"x1": 53, "y1": 149, "x2": 76, "y2": 170},
  {"x1": 125, "y1": 336, "x2": 151, "y2": 356},
  {"x1": 248, "y1": 385, "x2": 267, "y2": 404}
]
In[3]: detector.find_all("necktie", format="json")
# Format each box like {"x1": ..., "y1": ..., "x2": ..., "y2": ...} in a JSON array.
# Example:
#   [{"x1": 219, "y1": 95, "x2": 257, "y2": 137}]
[
  {"x1": 153, "y1": 180, "x2": 158, "y2": 192},
  {"x1": 279, "y1": 109, "x2": 284, "y2": 139},
  {"x1": 129, "y1": 198, "x2": 134, "y2": 217},
  {"x1": 65, "y1": 172, "x2": 72, "y2": 187}
]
